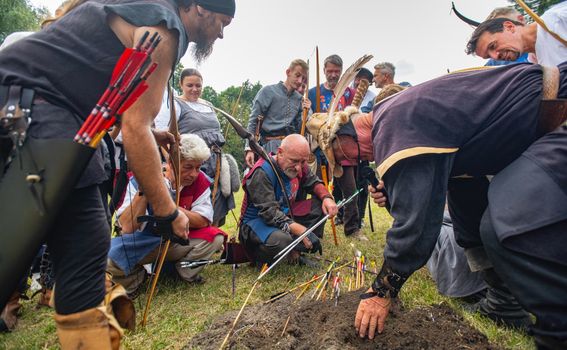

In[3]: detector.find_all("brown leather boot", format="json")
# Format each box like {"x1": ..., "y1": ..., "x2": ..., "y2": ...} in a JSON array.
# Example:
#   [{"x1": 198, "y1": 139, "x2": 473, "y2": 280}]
[
  {"x1": 54, "y1": 307, "x2": 122, "y2": 350},
  {"x1": 105, "y1": 272, "x2": 136, "y2": 331},
  {"x1": 0, "y1": 291, "x2": 22, "y2": 332}
]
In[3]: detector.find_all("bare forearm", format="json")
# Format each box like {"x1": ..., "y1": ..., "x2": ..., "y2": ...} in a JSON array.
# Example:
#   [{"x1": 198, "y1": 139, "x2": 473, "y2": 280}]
[
  {"x1": 179, "y1": 208, "x2": 209, "y2": 229},
  {"x1": 122, "y1": 125, "x2": 175, "y2": 216},
  {"x1": 118, "y1": 195, "x2": 147, "y2": 233},
  {"x1": 289, "y1": 222, "x2": 306, "y2": 236}
]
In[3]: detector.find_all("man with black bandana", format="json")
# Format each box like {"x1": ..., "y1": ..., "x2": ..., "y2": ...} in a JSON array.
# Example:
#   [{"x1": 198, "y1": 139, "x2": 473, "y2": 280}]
[
  {"x1": 336, "y1": 62, "x2": 567, "y2": 348},
  {"x1": 0, "y1": 0, "x2": 234, "y2": 348}
]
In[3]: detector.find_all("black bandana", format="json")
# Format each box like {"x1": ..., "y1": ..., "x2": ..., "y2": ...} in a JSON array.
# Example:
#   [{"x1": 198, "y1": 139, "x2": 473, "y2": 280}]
[{"x1": 197, "y1": 0, "x2": 235, "y2": 17}]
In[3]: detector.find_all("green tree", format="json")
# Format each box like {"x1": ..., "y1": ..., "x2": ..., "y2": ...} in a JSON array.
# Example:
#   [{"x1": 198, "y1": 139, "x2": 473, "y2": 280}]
[
  {"x1": 171, "y1": 62, "x2": 185, "y2": 95},
  {"x1": 202, "y1": 80, "x2": 262, "y2": 170},
  {"x1": 0, "y1": 0, "x2": 48, "y2": 43},
  {"x1": 508, "y1": 0, "x2": 562, "y2": 17}
]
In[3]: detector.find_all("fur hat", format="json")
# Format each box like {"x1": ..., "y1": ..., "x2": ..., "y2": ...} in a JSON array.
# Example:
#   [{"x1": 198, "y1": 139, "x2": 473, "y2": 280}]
[
  {"x1": 306, "y1": 106, "x2": 359, "y2": 178},
  {"x1": 220, "y1": 153, "x2": 240, "y2": 198}
]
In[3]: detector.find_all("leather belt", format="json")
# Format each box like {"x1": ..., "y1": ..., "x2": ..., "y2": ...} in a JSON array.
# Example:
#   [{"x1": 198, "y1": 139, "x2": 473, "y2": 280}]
[
  {"x1": 264, "y1": 135, "x2": 285, "y2": 141},
  {"x1": 537, "y1": 66, "x2": 567, "y2": 136}
]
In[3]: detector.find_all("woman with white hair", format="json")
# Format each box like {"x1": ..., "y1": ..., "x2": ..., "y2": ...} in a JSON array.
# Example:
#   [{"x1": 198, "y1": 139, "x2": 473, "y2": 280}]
[{"x1": 107, "y1": 134, "x2": 226, "y2": 295}]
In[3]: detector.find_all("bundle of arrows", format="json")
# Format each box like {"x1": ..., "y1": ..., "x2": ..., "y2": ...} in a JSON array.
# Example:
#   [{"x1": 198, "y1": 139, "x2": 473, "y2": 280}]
[{"x1": 74, "y1": 31, "x2": 160, "y2": 148}]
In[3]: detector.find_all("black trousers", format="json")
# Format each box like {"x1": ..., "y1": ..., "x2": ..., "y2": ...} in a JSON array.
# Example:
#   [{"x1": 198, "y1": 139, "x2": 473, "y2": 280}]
[
  {"x1": 448, "y1": 176, "x2": 567, "y2": 341},
  {"x1": 333, "y1": 162, "x2": 369, "y2": 231},
  {"x1": 333, "y1": 166, "x2": 360, "y2": 235},
  {"x1": 47, "y1": 184, "x2": 110, "y2": 315},
  {"x1": 481, "y1": 213, "x2": 567, "y2": 341},
  {"x1": 240, "y1": 197, "x2": 324, "y2": 265},
  {"x1": 447, "y1": 177, "x2": 489, "y2": 250}
]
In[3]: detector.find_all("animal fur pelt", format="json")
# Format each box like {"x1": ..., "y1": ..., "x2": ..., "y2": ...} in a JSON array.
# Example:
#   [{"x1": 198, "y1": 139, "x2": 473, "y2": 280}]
[
  {"x1": 326, "y1": 54, "x2": 373, "y2": 127},
  {"x1": 221, "y1": 153, "x2": 240, "y2": 198}
]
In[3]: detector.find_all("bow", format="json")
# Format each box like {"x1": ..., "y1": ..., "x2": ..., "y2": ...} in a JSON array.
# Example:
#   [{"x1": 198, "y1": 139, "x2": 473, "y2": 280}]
[
  {"x1": 315, "y1": 46, "x2": 321, "y2": 113},
  {"x1": 451, "y1": 2, "x2": 480, "y2": 27},
  {"x1": 140, "y1": 85, "x2": 181, "y2": 327},
  {"x1": 208, "y1": 105, "x2": 294, "y2": 219},
  {"x1": 300, "y1": 59, "x2": 310, "y2": 136}
]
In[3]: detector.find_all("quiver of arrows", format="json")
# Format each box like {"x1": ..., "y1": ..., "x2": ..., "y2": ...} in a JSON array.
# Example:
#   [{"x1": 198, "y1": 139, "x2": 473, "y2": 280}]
[{"x1": 0, "y1": 31, "x2": 161, "y2": 310}]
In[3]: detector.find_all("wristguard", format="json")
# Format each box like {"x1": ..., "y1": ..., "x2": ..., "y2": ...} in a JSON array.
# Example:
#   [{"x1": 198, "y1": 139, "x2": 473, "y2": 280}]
[
  {"x1": 137, "y1": 209, "x2": 189, "y2": 246},
  {"x1": 360, "y1": 262, "x2": 407, "y2": 299}
]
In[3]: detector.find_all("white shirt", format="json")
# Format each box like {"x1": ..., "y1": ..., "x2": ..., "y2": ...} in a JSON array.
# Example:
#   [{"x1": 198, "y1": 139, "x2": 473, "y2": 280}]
[
  {"x1": 535, "y1": 1, "x2": 567, "y2": 66},
  {"x1": 117, "y1": 176, "x2": 214, "y2": 233}
]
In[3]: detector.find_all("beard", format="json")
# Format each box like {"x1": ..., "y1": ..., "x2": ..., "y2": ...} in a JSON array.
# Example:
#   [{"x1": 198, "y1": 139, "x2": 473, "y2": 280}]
[
  {"x1": 499, "y1": 49, "x2": 520, "y2": 61},
  {"x1": 190, "y1": 24, "x2": 215, "y2": 64},
  {"x1": 190, "y1": 39, "x2": 214, "y2": 65},
  {"x1": 283, "y1": 168, "x2": 299, "y2": 179},
  {"x1": 327, "y1": 76, "x2": 339, "y2": 87}
]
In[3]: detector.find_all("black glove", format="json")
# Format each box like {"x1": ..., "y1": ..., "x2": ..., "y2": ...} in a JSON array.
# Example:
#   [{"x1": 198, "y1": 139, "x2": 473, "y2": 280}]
[
  {"x1": 137, "y1": 209, "x2": 189, "y2": 246},
  {"x1": 295, "y1": 232, "x2": 323, "y2": 255}
]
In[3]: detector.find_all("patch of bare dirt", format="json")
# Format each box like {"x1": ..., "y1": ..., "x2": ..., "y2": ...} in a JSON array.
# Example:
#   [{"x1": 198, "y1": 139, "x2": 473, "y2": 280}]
[{"x1": 186, "y1": 291, "x2": 499, "y2": 350}]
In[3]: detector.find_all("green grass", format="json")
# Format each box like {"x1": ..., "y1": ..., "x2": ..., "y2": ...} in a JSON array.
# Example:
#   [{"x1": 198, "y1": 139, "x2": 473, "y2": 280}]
[{"x1": 0, "y1": 190, "x2": 534, "y2": 350}]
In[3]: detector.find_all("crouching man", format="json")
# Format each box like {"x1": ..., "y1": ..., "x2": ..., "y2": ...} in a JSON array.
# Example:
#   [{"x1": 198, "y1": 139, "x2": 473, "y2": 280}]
[
  {"x1": 108, "y1": 134, "x2": 226, "y2": 295},
  {"x1": 240, "y1": 134, "x2": 338, "y2": 266}
]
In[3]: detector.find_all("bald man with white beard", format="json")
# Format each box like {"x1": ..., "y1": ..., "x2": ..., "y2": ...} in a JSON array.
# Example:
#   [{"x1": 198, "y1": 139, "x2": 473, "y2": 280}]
[{"x1": 239, "y1": 134, "x2": 338, "y2": 266}]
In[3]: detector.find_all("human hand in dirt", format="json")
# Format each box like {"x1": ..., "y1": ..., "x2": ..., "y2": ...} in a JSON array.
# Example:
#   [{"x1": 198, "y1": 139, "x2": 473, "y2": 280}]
[
  {"x1": 152, "y1": 129, "x2": 176, "y2": 149},
  {"x1": 355, "y1": 288, "x2": 391, "y2": 339},
  {"x1": 321, "y1": 197, "x2": 338, "y2": 217},
  {"x1": 245, "y1": 150, "x2": 256, "y2": 169},
  {"x1": 368, "y1": 180, "x2": 387, "y2": 207}
]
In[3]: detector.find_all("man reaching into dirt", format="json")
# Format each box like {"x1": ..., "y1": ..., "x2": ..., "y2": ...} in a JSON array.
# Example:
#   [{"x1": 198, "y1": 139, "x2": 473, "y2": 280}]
[
  {"x1": 339, "y1": 62, "x2": 567, "y2": 348},
  {"x1": 239, "y1": 134, "x2": 338, "y2": 267}
]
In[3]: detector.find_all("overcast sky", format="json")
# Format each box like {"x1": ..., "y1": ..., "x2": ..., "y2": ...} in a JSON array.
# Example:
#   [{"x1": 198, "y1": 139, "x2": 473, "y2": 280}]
[{"x1": 31, "y1": 0, "x2": 510, "y2": 93}]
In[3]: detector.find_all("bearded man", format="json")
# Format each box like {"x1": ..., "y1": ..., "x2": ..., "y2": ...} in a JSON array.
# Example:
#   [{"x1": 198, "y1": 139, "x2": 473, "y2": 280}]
[
  {"x1": 0, "y1": 0, "x2": 235, "y2": 348},
  {"x1": 240, "y1": 134, "x2": 338, "y2": 266}
]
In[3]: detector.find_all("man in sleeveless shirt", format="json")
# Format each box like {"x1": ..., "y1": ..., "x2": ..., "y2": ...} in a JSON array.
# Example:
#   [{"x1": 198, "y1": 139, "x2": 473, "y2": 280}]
[{"x1": 0, "y1": 0, "x2": 235, "y2": 348}]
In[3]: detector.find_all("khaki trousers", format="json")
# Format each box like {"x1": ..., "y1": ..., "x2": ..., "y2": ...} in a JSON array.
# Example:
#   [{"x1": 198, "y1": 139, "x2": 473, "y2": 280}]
[{"x1": 108, "y1": 235, "x2": 224, "y2": 294}]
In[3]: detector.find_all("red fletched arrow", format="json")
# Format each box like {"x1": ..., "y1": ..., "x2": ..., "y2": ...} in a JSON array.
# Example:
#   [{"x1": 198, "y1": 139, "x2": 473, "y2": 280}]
[{"x1": 74, "y1": 31, "x2": 161, "y2": 147}]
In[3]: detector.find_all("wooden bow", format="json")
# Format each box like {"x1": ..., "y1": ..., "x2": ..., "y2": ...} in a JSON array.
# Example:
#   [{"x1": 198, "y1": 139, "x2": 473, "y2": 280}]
[{"x1": 141, "y1": 85, "x2": 181, "y2": 327}]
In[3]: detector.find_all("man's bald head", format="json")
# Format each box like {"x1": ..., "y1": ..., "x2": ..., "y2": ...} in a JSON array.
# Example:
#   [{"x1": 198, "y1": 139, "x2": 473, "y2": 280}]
[
  {"x1": 277, "y1": 134, "x2": 310, "y2": 178},
  {"x1": 281, "y1": 134, "x2": 309, "y2": 155}
]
